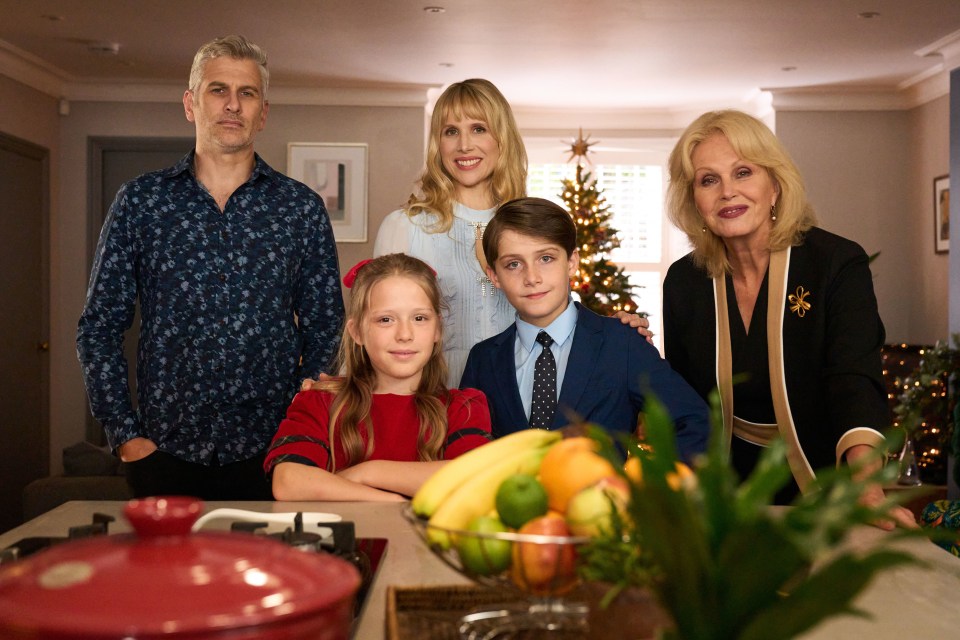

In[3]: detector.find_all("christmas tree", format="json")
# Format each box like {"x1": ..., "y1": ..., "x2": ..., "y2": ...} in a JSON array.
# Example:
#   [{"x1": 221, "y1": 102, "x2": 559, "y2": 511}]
[{"x1": 560, "y1": 131, "x2": 638, "y2": 315}]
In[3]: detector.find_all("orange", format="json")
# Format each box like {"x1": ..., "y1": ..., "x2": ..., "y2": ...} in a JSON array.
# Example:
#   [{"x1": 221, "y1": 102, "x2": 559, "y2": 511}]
[
  {"x1": 625, "y1": 456, "x2": 695, "y2": 492},
  {"x1": 538, "y1": 437, "x2": 617, "y2": 513},
  {"x1": 667, "y1": 462, "x2": 696, "y2": 492}
]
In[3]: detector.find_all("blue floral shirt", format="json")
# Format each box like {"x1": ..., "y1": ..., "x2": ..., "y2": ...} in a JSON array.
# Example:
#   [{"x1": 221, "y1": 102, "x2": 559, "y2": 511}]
[{"x1": 77, "y1": 151, "x2": 344, "y2": 465}]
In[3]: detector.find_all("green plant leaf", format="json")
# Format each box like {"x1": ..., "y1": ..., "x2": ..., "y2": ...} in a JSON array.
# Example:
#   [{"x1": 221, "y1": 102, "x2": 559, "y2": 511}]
[
  {"x1": 713, "y1": 519, "x2": 809, "y2": 636},
  {"x1": 581, "y1": 387, "x2": 922, "y2": 640},
  {"x1": 734, "y1": 438, "x2": 792, "y2": 521},
  {"x1": 737, "y1": 550, "x2": 916, "y2": 640}
]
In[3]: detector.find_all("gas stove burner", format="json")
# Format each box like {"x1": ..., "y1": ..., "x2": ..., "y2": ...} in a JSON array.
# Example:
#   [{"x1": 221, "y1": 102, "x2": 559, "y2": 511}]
[
  {"x1": 229, "y1": 513, "x2": 380, "y2": 617},
  {"x1": 69, "y1": 512, "x2": 116, "y2": 539},
  {"x1": 232, "y1": 512, "x2": 356, "y2": 554},
  {"x1": 0, "y1": 513, "x2": 115, "y2": 564}
]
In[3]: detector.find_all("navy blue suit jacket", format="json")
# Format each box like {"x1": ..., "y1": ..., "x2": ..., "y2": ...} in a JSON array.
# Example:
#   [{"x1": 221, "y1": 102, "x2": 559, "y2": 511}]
[{"x1": 460, "y1": 303, "x2": 710, "y2": 461}]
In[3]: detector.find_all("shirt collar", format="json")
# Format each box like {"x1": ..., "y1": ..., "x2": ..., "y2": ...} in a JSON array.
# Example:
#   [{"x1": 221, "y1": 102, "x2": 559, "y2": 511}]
[
  {"x1": 516, "y1": 298, "x2": 577, "y2": 353},
  {"x1": 164, "y1": 149, "x2": 274, "y2": 184}
]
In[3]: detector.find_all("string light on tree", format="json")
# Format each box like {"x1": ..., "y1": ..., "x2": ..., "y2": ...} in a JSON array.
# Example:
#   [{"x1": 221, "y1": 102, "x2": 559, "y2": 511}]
[
  {"x1": 559, "y1": 129, "x2": 639, "y2": 316},
  {"x1": 888, "y1": 340, "x2": 959, "y2": 484}
]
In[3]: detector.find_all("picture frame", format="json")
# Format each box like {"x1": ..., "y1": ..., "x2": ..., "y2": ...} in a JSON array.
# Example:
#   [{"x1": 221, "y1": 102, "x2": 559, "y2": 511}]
[
  {"x1": 287, "y1": 142, "x2": 368, "y2": 242},
  {"x1": 934, "y1": 174, "x2": 950, "y2": 254}
]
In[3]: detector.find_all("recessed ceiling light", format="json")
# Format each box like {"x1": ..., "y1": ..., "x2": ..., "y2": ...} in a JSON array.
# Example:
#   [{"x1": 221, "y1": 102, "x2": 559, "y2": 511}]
[
  {"x1": 858, "y1": 11, "x2": 880, "y2": 19},
  {"x1": 782, "y1": 66, "x2": 797, "y2": 72},
  {"x1": 439, "y1": 62, "x2": 454, "y2": 67},
  {"x1": 88, "y1": 42, "x2": 121, "y2": 55},
  {"x1": 424, "y1": 6, "x2": 446, "y2": 13}
]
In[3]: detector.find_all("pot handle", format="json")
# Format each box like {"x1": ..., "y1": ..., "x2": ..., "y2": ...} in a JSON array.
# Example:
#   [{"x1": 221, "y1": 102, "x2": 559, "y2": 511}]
[{"x1": 191, "y1": 508, "x2": 342, "y2": 532}]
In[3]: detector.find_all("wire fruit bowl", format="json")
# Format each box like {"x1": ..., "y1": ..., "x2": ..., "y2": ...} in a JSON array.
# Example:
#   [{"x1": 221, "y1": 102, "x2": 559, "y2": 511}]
[{"x1": 402, "y1": 505, "x2": 592, "y2": 638}]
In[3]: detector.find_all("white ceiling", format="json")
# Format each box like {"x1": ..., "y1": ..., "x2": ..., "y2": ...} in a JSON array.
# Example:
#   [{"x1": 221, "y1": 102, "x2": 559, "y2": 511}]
[{"x1": 2, "y1": 0, "x2": 960, "y2": 118}]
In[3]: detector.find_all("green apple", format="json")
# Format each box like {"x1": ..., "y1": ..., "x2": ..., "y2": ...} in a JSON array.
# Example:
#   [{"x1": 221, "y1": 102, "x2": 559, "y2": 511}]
[
  {"x1": 495, "y1": 473, "x2": 549, "y2": 529},
  {"x1": 457, "y1": 515, "x2": 512, "y2": 576}
]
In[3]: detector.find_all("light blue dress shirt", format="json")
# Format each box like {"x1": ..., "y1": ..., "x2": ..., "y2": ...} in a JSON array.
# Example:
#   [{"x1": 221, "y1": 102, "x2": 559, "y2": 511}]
[{"x1": 514, "y1": 299, "x2": 578, "y2": 421}]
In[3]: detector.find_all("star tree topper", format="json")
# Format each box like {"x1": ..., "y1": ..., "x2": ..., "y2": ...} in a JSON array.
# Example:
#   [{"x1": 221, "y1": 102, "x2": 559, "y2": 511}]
[{"x1": 566, "y1": 127, "x2": 599, "y2": 164}]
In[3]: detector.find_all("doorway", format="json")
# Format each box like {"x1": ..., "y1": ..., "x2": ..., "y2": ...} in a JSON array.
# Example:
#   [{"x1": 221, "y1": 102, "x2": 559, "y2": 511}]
[
  {"x1": 85, "y1": 137, "x2": 193, "y2": 444},
  {"x1": 0, "y1": 132, "x2": 49, "y2": 533}
]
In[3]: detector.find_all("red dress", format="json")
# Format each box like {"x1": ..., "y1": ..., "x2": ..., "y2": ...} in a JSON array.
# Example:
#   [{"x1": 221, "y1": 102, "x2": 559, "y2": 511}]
[{"x1": 263, "y1": 388, "x2": 491, "y2": 473}]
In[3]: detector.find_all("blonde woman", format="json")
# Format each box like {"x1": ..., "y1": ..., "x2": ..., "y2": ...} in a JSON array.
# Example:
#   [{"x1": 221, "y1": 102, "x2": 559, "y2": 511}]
[{"x1": 662, "y1": 109, "x2": 914, "y2": 528}]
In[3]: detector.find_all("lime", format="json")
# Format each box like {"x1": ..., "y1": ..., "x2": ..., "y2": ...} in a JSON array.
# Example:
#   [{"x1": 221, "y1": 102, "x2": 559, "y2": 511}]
[
  {"x1": 495, "y1": 474, "x2": 549, "y2": 529},
  {"x1": 457, "y1": 515, "x2": 512, "y2": 576}
]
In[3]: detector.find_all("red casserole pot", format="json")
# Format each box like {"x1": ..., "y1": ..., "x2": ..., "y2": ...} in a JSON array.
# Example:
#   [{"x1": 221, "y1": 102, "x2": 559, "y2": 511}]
[{"x1": 0, "y1": 497, "x2": 361, "y2": 639}]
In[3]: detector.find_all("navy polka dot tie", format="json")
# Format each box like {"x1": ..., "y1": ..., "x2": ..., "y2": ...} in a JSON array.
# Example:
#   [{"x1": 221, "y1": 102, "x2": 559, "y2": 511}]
[{"x1": 529, "y1": 331, "x2": 557, "y2": 429}]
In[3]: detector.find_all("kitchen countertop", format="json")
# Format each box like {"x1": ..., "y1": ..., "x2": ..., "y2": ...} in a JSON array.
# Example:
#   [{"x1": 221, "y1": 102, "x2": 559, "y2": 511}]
[{"x1": 2, "y1": 500, "x2": 959, "y2": 639}]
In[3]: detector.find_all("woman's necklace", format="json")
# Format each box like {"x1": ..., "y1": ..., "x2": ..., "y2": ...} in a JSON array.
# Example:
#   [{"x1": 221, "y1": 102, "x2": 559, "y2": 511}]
[{"x1": 472, "y1": 222, "x2": 494, "y2": 297}]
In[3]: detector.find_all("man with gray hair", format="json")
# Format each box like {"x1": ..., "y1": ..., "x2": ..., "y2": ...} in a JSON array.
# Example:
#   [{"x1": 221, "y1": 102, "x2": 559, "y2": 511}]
[{"x1": 78, "y1": 35, "x2": 344, "y2": 499}]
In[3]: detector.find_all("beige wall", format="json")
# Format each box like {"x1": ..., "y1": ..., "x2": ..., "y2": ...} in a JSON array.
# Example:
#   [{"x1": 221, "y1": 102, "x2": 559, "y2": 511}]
[
  {"x1": 908, "y1": 96, "x2": 951, "y2": 343},
  {"x1": 49, "y1": 97, "x2": 424, "y2": 472},
  {"x1": 0, "y1": 75, "x2": 59, "y2": 148},
  {"x1": 776, "y1": 106, "x2": 949, "y2": 346}
]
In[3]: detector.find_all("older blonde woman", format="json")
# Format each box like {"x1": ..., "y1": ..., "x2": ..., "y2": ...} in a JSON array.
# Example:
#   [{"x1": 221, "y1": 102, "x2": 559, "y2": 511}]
[{"x1": 662, "y1": 109, "x2": 914, "y2": 528}]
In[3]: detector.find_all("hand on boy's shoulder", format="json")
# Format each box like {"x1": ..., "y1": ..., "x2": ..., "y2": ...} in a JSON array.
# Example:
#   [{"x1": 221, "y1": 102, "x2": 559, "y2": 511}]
[{"x1": 612, "y1": 310, "x2": 654, "y2": 344}]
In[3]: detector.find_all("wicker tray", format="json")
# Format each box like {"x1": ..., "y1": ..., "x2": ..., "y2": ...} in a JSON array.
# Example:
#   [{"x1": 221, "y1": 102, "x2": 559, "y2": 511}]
[
  {"x1": 385, "y1": 584, "x2": 518, "y2": 640},
  {"x1": 385, "y1": 583, "x2": 670, "y2": 640}
]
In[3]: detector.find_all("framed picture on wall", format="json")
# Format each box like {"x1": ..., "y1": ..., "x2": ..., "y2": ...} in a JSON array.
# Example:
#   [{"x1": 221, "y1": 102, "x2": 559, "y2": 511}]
[
  {"x1": 934, "y1": 174, "x2": 950, "y2": 254},
  {"x1": 287, "y1": 143, "x2": 368, "y2": 242}
]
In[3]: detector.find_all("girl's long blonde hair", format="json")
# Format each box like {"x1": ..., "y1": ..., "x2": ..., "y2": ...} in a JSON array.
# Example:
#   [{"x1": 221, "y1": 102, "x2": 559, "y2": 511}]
[
  {"x1": 405, "y1": 78, "x2": 527, "y2": 231},
  {"x1": 322, "y1": 254, "x2": 450, "y2": 470}
]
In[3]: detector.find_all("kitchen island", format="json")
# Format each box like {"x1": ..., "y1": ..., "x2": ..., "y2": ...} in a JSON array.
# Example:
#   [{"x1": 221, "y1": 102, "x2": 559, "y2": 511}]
[{"x1": 2, "y1": 500, "x2": 959, "y2": 639}]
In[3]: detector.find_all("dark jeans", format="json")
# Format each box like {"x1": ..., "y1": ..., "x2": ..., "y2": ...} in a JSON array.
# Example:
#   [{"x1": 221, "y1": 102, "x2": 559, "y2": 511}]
[{"x1": 125, "y1": 450, "x2": 273, "y2": 501}]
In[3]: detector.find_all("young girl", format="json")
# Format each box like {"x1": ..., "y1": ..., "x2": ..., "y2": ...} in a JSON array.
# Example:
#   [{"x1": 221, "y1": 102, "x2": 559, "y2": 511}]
[{"x1": 264, "y1": 253, "x2": 492, "y2": 501}]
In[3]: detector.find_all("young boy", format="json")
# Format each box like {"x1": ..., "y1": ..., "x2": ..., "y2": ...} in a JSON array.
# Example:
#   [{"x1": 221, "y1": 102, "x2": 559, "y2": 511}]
[{"x1": 460, "y1": 197, "x2": 709, "y2": 461}]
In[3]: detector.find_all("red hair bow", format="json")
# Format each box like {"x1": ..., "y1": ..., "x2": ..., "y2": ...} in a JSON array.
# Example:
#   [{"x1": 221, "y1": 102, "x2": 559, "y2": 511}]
[{"x1": 342, "y1": 259, "x2": 373, "y2": 289}]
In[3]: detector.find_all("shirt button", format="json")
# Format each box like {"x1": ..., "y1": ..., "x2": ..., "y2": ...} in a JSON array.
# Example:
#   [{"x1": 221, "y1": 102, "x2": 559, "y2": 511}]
[
  {"x1": 219, "y1": 274, "x2": 226, "y2": 282},
  {"x1": 220, "y1": 318, "x2": 228, "y2": 326}
]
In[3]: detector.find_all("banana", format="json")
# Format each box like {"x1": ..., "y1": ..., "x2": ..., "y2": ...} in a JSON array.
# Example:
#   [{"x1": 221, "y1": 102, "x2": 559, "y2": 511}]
[
  {"x1": 412, "y1": 428, "x2": 561, "y2": 517},
  {"x1": 426, "y1": 444, "x2": 554, "y2": 549}
]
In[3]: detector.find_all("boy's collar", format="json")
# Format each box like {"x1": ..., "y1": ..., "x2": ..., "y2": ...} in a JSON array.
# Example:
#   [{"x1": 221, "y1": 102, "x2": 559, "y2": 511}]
[{"x1": 515, "y1": 298, "x2": 577, "y2": 351}]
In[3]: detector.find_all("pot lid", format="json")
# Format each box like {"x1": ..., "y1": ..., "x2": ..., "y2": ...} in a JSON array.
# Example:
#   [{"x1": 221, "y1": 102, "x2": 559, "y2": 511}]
[{"x1": 0, "y1": 497, "x2": 361, "y2": 637}]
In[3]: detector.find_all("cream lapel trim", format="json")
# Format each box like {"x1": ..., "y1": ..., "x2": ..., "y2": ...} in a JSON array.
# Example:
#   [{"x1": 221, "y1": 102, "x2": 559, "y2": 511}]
[
  {"x1": 767, "y1": 247, "x2": 816, "y2": 493},
  {"x1": 713, "y1": 276, "x2": 734, "y2": 454}
]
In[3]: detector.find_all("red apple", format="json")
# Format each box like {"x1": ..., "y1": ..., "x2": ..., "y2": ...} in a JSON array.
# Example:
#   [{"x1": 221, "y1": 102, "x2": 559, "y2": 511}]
[{"x1": 510, "y1": 513, "x2": 578, "y2": 595}]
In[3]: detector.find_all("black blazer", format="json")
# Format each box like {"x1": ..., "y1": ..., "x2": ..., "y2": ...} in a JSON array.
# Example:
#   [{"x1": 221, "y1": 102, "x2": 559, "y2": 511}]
[
  {"x1": 663, "y1": 227, "x2": 890, "y2": 473},
  {"x1": 461, "y1": 302, "x2": 710, "y2": 461}
]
